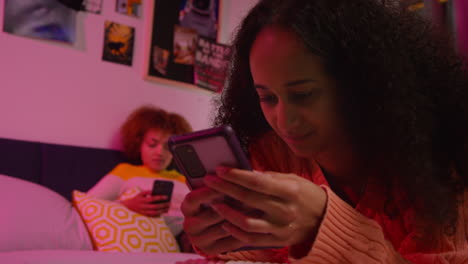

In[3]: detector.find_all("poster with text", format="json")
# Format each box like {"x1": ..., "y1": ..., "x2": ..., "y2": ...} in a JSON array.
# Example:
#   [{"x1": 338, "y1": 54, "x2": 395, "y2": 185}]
[
  {"x1": 145, "y1": 0, "x2": 223, "y2": 87},
  {"x1": 194, "y1": 36, "x2": 231, "y2": 92}
]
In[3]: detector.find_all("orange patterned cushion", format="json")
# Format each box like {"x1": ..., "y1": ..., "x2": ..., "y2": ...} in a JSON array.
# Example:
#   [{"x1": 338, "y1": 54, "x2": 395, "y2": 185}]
[{"x1": 72, "y1": 191, "x2": 180, "y2": 252}]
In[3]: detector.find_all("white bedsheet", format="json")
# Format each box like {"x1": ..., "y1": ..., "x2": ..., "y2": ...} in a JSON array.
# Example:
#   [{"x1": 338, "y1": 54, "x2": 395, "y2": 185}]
[{"x1": 0, "y1": 250, "x2": 204, "y2": 264}]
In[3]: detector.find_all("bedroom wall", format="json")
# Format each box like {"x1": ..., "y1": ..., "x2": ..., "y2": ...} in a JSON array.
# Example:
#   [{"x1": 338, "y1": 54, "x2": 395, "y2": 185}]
[{"x1": 0, "y1": 0, "x2": 258, "y2": 149}]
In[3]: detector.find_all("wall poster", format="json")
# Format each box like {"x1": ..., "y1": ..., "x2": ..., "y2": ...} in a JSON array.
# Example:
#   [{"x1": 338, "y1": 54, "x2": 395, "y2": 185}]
[{"x1": 144, "y1": 0, "x2": 227, "y2": 92}]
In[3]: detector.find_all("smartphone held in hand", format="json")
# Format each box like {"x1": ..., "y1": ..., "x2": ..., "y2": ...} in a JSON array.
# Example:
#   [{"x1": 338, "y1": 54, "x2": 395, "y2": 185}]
[
  {"x1": 151, "y1": 180, "x2": 174, "y2": 204},
  {"x1": 169, "y1": 126, "x2": 278, "y2": 252},
  {"x1": 168, "y1": 125, "x2": 251, "y2": 189}
]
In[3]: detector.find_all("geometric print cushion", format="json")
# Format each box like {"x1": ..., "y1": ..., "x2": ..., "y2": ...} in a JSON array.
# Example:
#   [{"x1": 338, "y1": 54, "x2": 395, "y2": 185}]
[{"x1": 72, "y1": 190, "x2": 180, "y2": 253}]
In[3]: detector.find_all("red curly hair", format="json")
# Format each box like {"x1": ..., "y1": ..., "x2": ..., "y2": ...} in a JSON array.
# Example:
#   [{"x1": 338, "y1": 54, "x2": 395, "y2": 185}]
[{"x1": 120, "y1": 105, "x2": 192, "y2": 162}]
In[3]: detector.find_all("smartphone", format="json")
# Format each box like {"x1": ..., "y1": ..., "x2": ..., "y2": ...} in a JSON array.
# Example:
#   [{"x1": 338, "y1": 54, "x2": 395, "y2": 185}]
[
  {"x1": 169, "y1": 125, "x2": 277, "y2": 251},
  {"x1": 151, "y1": 180, "x2": 174, "y2": 204},
  {"x1": 168, "y1": 125, "x2": 251, "y2": 190},
  {"x1": 168, "y1": 126, "x2": 277, "y2": 251}
]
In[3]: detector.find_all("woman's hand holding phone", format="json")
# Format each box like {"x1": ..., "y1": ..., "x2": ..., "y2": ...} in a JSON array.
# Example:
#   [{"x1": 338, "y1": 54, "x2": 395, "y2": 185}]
[
  {"x1": 180, "y1": 184, "x2": 229, "y2": 255},
  {"x1": 120, "y1": 190, "x2": 170, "y2": 217},
  {"x1": 181, "y1": 166, "x2": 328, "y2": 256}
]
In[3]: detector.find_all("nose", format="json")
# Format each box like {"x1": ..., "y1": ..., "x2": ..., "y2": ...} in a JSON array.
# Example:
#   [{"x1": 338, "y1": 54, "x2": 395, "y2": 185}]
[
  {"x1": 276, "y1": 101, "x2": 300, "y2": 131},
  {"x1": 153, "y1": 143, "x2": 166, "y2": 155}
]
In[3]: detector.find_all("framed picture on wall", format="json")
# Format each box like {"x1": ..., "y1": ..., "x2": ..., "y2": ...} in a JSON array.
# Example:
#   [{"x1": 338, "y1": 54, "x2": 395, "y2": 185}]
[
  {"x1": 116, "y1": 0, "x2": 142, "y2": 17},
  {"x1": 102, "y1": 21, "x2": 135, "y2": 66},
  {"x1": 143, "y1": 0, "x2": 224, "y2": 91}
]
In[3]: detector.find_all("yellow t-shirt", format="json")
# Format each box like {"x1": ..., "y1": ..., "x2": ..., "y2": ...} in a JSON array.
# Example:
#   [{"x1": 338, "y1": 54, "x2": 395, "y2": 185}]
[{"x1": 87, "y1": 163, "x2": 189, "y2": 235}]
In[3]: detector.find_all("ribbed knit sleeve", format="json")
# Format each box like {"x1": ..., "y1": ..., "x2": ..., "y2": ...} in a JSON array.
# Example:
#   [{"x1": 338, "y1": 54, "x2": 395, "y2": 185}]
[
  {"x1": 292, "y1": 186, "x2": 468, "y2": 264},
  {"x1": 194, "y1": 186, "x2": 468, "y2": 264},
  {"x1": 213, "y1": 246, "x2": 289, "y2": 263}
]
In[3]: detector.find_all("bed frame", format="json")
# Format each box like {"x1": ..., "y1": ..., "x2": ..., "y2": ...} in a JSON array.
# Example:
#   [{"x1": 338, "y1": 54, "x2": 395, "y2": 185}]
[{"x1": 0, "y1": 137, "x2": 126, "y2": 200}]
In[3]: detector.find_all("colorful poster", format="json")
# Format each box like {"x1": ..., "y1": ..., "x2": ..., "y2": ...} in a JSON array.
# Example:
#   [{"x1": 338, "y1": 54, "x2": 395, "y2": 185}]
[
  {"x1": 152, "y1": 46, "x2": 170, "y2": 76},
  {"x1": 173, "y1": 25, "x2": 198, "y2": 65},
  {"x1": 102, "y1": 21, "x2": 135, "y2": 66},
  {"x1": 145, "y1": 0, "x2": 223, "y2": 86},
  {"x1": 116, "y1": 0, "x2": 142, "y2": 17},
  {"x1": 194, "y1": 36, "x2": 231, "y2": 92},
  {"x1": 58, "y1": 0, "x2": 103, "y2": 14},
  {"x1": 179, "y1": 0, "x2": 219, "y2": 40},
  {"x1": 81, "y1": 0, "x2": 103, "y2": 14},
  {"x1": 3, "y1": 0, "x2": 77, "y2": 43}
]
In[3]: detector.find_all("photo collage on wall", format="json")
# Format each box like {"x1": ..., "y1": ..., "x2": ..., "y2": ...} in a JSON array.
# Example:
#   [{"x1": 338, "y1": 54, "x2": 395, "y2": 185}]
[
  {"x1": 3, "y1": 0, "x2": 137, "y2": 66},
  {"x1": 2, "y1": 0, "x2": 229, "y2": 91},
  {"x1": 102, "y1": 0, "x2": 142, "y2": 66},
  {"x1": 148, "y1": 0, "x2": 231, "y2": 93}
]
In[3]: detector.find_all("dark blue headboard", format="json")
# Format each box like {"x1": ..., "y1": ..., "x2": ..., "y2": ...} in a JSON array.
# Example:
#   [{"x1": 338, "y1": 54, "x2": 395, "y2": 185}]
[{"x1": 0, "y1": 137, "x2": 126, "y2": 200}]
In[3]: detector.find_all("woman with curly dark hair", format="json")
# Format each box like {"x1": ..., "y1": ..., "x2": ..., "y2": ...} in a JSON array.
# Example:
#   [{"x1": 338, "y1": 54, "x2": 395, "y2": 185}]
[
  {"x1": 181, "y1": 0, "x2": 468, "y2": 262},
  {"x1": 87, "y1": 105, "x2": 193, "y2": 251}
]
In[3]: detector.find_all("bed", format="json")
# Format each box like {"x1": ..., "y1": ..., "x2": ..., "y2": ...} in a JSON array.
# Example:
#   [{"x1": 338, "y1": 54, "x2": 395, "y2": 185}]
[
  {"x1": 1, "y1": 250, "x2": 204, "y2": 264},
  {"x1": 0, "y1": 137, "x2": 205, "y2": 263},
  {"x1": 0, "y1": 137, "x2": 284, "y2": 264}
]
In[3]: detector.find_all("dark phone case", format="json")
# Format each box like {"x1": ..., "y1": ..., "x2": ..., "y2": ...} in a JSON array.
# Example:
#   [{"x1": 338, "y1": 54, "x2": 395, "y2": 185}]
[
  {"x1": 151, "y1": 180, "x2": 174, "y2": 203},
  {"x1": 168, "y1": 125, "x2": 251, "y2": 189},
  {"x1": 169, "y1": 126, "x2": 278, "y2": 252}
]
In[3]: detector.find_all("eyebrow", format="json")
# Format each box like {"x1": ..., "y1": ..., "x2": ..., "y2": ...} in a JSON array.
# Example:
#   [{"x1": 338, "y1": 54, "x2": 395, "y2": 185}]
[{"x1": 254, "y1": 79, "x2": 317, "y2": 90}]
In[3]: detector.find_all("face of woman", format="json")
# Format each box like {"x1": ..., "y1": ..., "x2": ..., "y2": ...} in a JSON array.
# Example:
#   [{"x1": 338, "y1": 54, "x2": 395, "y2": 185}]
[
  {"x1": 140, "y1": 129, "x2": 173, "y2": 172},
  {"x1": 249, "y1": 26, "x2": 346, "y2": 159}
]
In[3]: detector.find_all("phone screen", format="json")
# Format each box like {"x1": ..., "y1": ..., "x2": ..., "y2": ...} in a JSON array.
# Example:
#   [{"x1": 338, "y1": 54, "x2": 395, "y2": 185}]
[{"x1": 151, "y1": 180, "x2": 174, "y2": 203}]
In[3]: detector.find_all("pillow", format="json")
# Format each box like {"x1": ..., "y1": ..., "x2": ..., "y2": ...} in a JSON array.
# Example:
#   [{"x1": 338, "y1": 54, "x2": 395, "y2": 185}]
[
  {"x1": 119, "y1": 186, "x2": 184, "y2": 239},
  {"x1": 0, "y1": 174, "x2": 92, "y2": 251},
  {"x1": 72, "y1": 191, "x2": 180, "y2": 253}
]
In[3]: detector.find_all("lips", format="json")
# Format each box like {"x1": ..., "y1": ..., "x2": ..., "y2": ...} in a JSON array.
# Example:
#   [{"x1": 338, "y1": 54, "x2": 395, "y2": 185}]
[
  {"x1": 152, "y1": 159, "x2": 166, "y2": 164},
  {"x1": 281, "y1": 131, "x2": 314, "y2": 144}
]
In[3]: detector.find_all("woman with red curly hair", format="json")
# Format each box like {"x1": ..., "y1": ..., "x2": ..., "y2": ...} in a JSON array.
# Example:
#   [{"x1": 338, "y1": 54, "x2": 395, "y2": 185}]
[{"x1": 87, "y1": 105, "x2": 192, "y2": 250}]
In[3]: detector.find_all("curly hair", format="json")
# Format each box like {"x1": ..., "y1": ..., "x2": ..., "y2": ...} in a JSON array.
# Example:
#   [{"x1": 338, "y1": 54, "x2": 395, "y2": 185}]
[
  {"x1": 120, "y1": 105, "x2": 192, "y2": 162},
  {"x1": 214, "y1": 0, "x2": 468, "y2": 235}
]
